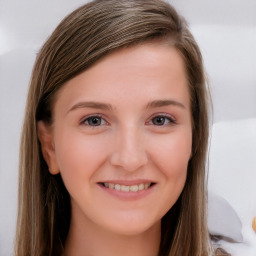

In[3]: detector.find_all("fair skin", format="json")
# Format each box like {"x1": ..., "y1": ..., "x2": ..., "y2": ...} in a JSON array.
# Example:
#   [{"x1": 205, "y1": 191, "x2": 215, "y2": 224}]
[{"x1": 38, "y1": 42, "x2": 192, "y2": 256}]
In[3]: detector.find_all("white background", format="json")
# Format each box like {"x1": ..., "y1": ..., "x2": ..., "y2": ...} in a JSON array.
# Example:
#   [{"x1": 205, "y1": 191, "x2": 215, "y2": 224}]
[{"x1": 0, "y1": 0, "x2": 255, "y2": 255}]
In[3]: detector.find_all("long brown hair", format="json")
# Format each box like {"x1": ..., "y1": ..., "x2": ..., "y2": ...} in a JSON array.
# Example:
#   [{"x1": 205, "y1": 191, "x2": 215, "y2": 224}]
[{"x1": 15, "y1": 0, "x2": 211, "y2": 255}]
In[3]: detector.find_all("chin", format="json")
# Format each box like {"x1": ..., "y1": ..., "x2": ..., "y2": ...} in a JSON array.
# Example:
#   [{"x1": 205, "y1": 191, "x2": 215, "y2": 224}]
[{"x1": 101, "y1": 214, "x2": 160, "y2": 236}]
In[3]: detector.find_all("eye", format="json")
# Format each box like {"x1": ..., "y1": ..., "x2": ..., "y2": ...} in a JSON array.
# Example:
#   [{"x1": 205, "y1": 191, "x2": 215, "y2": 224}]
[
  {"x1": 151, "y1": 115, "x2": 175, "y2": 126},
  {"x1": 82, "y1": 116, "x2": 107, "y2": 126}
]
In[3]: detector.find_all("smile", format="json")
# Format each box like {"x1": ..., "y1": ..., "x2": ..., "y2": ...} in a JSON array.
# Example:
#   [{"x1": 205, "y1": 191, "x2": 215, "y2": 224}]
[{"x1": 102, "y1": 182, "x2": 153, "y2": 192}]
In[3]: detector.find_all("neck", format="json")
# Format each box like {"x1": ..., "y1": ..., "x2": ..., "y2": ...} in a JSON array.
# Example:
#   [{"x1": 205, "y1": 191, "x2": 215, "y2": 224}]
[{"x1": 64, "y1": 208, "x2": 161, "y2": 256}]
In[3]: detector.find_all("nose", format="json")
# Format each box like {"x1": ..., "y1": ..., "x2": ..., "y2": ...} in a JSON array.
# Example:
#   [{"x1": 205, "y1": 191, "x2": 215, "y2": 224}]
[{"x1": 109, "y1": 126, "x2": 148, "y2": 172}]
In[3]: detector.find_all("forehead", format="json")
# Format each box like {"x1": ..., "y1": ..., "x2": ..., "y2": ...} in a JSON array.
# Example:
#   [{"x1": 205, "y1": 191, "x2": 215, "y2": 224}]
[
  {"x1": 53, "y1": 42, "x2": 190, "y2": 113},
  {"x1": 84, "y1": 42, "x2": 187, "y2": 85}
]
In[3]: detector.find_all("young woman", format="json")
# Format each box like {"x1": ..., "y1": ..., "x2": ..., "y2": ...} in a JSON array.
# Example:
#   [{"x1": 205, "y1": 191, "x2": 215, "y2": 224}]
[{"x1": 15, "y1": 0, "x2": 214, "y2": 255}]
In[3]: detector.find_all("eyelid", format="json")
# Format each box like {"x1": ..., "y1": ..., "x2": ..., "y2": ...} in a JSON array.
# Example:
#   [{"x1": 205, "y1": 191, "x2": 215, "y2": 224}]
[
  {"x1": 80, "y1": 114, "x2": 109, "y2": 126},
  {"x1": 146, "y1": 112, "x2": 176, "y2": 125}
]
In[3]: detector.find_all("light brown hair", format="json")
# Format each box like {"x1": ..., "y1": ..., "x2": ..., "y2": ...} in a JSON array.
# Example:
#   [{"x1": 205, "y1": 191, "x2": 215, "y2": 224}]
[{"x1": 15, "y1": 0, "x2": 211, "y2": 255}]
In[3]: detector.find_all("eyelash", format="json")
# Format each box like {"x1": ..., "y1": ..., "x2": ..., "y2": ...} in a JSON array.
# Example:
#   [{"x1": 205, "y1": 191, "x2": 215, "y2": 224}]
[
  {"x1": 81, "y1": 113, "x2": 176, "y2": 127},
  {"x1": 81, "y1": 114, "x2": 108, "y2": 127},
  {"x1": 148, "y1": 113, "x2": 176, "y2": 126}
]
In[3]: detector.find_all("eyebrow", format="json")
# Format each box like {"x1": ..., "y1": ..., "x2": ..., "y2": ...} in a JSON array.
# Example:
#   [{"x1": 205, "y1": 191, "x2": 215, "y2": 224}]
[
  {"x1": 146, "y1": 99, "x2": 186, "y2": 109},
  {"x1": 67, "y1": 99, "x2": 186, "y2": 114},
  {"x1": 68, "y1": 101, "x2": 113, "y2": 113}
]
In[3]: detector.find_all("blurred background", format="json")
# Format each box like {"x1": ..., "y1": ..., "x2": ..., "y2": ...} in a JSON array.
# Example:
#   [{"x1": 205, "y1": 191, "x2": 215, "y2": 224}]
[{"x1": 0, "y1": 0, "x2": 255, "y2": 255}]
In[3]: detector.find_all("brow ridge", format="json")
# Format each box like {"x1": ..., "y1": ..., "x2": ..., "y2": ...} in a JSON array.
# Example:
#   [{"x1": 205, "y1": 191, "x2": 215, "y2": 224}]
[
  {"x1": 146, "y1": 99, "x2": 186, "y2": 109},
  {"x1": 69, "y1": 101, "x2": 113, "y2": 112},
  {"x1": 68, "y1": 99, "x2": 185, "y2": 114}
]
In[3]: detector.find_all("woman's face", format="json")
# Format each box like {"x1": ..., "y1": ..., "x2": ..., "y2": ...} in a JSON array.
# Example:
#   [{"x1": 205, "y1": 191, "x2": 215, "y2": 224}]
[{"x1": 39, "y1": 43, "x2": 192, "y2": 236}]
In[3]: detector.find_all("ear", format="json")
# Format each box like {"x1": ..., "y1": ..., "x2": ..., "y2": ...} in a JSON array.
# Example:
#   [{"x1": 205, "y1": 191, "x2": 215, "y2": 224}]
[{"x1": 37, "y1": 120, "x2": 60, "y2": 175}]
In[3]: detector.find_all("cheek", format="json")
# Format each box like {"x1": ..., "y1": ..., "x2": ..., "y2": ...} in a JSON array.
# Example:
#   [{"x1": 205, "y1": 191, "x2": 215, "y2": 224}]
[
  {"x1": 53, "y1": 128, "x2": 109, "y2": 186},
  {"x1": 150, "y1": 129, "x2": 191, "y2": 206},
  {"x1": 143, "y1": 130, "x2": 192, "y2": 219},
  {"x1": 151, "y1": 130, "x2": 192, "y2": 178}
]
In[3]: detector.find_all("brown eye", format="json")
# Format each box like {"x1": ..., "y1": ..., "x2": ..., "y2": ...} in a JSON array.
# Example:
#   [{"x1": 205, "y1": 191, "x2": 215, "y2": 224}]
[
  {"x1": 83, "y1": 116, "x2": 106, "y2": 126},
  {"x1": 151, "y1": 116, "x2": 174, "y2": 126}
]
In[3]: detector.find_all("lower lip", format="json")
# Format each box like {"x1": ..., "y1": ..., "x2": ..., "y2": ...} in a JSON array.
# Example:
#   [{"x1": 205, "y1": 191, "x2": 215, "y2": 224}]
[{"x1": 97, "y1": 184, "x2": 156, "y2": 201}]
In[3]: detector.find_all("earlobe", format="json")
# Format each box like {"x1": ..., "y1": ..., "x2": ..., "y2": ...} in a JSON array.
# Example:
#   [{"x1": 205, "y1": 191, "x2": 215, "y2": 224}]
[{"x1": 37, "y1": 120, "x2": 60, "y2": 175}]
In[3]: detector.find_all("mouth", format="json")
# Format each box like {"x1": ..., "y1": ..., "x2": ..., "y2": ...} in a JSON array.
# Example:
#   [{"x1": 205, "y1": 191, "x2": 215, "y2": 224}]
[{"x1": 99, "y1": 182, "x2": 155, "y2": 192}]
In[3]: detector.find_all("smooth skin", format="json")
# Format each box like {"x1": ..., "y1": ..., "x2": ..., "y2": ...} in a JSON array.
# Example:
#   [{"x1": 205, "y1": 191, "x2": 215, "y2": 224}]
[{"x1": 38, "y1": 42, "x2": 192, "y2": 256}]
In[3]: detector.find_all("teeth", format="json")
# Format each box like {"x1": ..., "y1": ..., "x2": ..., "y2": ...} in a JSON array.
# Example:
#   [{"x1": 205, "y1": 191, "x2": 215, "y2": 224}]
[
  {"x1": 109, "y1": 183, "x2": 115, "y2": 189},
  {"x1": 144, "y1": 183, "x2": 150, "y2": 189},
  {"x1": 130, "y1": 185, "x2": 139, "y2": 192},
  {"x1": 139, "y1": 183, "x2": 144, "y2": 190},
  {"x1": 121, "y1": 185, "x2": 129, "y2": 192},
  {"x1": 114, "y1": 184, "x2": 121, "y2": 191},
  {"x1": 103, "y1": 182, "x2": 151, "y2": 192}
]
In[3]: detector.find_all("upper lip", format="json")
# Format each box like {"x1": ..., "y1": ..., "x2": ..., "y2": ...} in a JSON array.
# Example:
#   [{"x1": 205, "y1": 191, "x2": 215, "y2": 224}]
[{"x1": 97, "y1": 179, "x2": 155, "y2": 186}]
